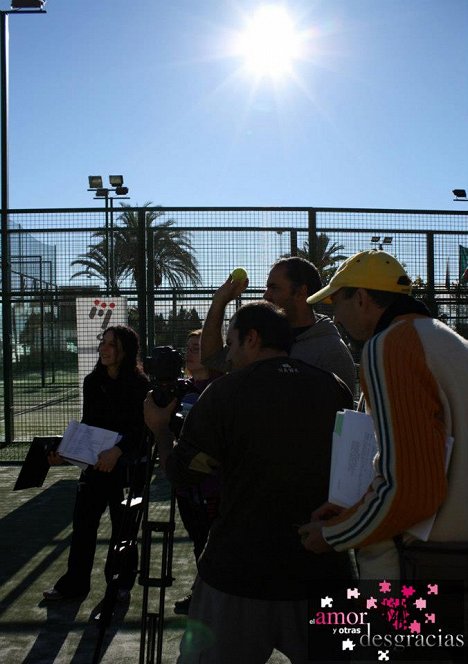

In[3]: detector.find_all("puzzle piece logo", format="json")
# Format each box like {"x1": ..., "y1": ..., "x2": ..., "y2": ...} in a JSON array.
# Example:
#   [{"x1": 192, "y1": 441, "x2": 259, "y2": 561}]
[
  {"x1": 409, "y1": 620, "x2": 421, "y2": 634},
  {"x1": 379, "y1": 580, "x2": 392, "y2": 593},
  {"x1": 401, "y1": 585, "x2": 415, "y2": 598},
  {"x1": 347, "y1": 588, "x2": 360, "y2": 599},
  {"x1": 342, "y1": 639, "x2": 355, "y2": 651},
  {"x1": 308, "y1": 577, "x2": 459, "y2": 662}
]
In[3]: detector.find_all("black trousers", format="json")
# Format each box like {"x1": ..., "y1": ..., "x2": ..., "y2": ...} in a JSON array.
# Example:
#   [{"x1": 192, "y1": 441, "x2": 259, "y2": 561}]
[{"x1": 55, "y1": 464, "x2": 141, "y2": 597}]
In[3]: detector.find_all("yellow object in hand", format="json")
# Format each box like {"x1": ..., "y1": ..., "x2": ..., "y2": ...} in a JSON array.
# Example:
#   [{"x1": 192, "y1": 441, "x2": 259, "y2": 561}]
[{"x1": 230, "y1": 267, "x2": 248, "y2": 282}]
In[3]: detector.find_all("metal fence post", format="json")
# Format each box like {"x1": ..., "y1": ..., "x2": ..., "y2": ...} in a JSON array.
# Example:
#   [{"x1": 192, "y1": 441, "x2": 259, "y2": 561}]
[
  {"x1": 426, "y1": 231, "x2": 437, "y2": 316},
  {"x1": 290, "y1": 230, "x2": 297, "y2": 255},
  {"x1": 137, "y1": 208, "x2": 147, "y2": 358},
  {"x1": 308, "y1": 209, "x2": 317, "y2": 262},
  {"x1": 1, "y1": 12, "x2": 13, "y2": 444},
  {"x1": 146, "y1": 228, "x2": 155, "y2": 352}
]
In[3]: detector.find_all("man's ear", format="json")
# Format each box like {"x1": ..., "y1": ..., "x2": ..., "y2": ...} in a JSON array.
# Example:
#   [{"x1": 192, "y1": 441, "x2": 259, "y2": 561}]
[
  {"x1": 294, "y1": 283, "x2": 308, "y2": 301},
  {"x1": 245, "y1": 328, "x2": 260, "y2": 349}
]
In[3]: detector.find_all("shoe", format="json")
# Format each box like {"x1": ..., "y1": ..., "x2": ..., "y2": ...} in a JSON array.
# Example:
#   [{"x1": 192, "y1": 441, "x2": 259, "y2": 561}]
[
  {"x1": 173, "y1": 593, "x2": 192, "y2": 615},
  {"x1": 116, "y1": 589, "x2": 131, "y2": 603},
  {"x1": 43, "y1": 588, "x2": 64, "y2": 601}
]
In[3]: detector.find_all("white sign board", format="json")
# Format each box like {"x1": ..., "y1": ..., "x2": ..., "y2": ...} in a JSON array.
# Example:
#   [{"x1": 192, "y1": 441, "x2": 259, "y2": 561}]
[{"x1": 76, "y1": 297, "x2": 128, "y2": 411}]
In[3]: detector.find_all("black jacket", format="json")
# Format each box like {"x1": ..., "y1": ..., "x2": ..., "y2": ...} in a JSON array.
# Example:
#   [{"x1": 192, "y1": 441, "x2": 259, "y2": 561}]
[{"x1": 82, "y1": 369, "x2": 150, "y2": 460}]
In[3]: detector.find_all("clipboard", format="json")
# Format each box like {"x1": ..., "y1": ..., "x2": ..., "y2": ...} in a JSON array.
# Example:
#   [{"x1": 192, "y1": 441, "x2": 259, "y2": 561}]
[{"x1": 13, "y1": 436, "x2": 62, "y2": 490}]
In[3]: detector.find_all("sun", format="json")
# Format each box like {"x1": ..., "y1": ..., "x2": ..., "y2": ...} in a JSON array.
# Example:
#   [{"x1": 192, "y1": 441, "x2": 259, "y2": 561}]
[{"x1": 234, "y1": 5, "x2": 305, "y2": 80}]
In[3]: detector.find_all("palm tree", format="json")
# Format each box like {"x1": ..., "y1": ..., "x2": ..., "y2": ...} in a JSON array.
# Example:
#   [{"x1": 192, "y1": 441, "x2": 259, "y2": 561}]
[
  {"x1": 70, "y1": 203, "x2": 201, "y2": 292},
  {"x1": 283, "y1": 233, "x2": 347, "y2": 283}
]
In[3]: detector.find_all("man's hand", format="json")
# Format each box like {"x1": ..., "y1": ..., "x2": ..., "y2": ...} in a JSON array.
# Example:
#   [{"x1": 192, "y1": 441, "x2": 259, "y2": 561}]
[
  {"x1": 310, "y1": 501, "x2": 345, "y2": 521},
  {"x1": 94, "y1": 446, "x2": 122, "y2": 473},
  {"x1": 298, "y1": 521, "x2": 334, "y2": 554},
  {"x1": 201, "y1": 273, "x2": 249, "y2": 365},
  {"x1": 212, "y1": 274, "x2": 249, "y2": 307},
  {"x1": 144, "y1": 392, "x2": 177, "y2": 435}
]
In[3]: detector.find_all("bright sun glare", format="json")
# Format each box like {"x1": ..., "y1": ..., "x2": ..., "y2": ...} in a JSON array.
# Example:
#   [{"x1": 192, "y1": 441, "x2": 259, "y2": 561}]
[{"x1": 235, "y1": 5, "x2": 305, "y2": 79}]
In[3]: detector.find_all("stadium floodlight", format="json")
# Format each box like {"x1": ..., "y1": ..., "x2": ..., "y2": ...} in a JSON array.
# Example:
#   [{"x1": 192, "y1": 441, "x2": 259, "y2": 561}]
[
  {"x1": 109, "y1": 175, "x2": 124, "y2": 187},
  {"x1": 88, "y1": 175, "x2": 103, "y2": 189},
  {"x1": 11, "y1": 1, "x2": 46, "y2": 9}
]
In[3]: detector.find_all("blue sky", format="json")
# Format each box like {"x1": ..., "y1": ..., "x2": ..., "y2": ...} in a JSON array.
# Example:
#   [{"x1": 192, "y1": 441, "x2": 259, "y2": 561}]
[{"x1": 5, "y1": 0, "x2": 468, "y2": 211}]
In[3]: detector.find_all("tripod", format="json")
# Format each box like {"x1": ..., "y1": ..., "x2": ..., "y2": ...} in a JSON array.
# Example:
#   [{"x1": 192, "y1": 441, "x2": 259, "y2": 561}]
[
  {"x1": 138, "y1": 443, "x2": 176, "y2": 664},
  {"x1": 92, "y1": 429, "x2": 176, "y2": 664}
]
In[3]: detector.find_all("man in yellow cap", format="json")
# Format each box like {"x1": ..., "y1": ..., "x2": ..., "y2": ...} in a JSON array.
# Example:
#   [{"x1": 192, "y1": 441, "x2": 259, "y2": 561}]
[{"x1": 299, "y1": 250, "x2": 468, "y2": 585}]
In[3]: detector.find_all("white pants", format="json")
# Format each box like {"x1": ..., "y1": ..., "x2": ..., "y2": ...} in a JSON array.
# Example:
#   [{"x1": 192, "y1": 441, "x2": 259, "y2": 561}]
[{"x1": 355, "y1": 540, "x2": 400, "y2": 580}]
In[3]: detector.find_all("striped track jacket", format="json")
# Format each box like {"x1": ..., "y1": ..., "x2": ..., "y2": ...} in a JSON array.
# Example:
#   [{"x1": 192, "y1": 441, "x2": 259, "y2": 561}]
[{"x1": 323, "y1": 314, "x2": 468, "y2": 551}]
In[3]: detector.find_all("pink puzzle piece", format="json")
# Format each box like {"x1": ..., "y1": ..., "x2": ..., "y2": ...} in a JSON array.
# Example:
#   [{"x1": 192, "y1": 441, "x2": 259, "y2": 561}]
[
  {"x1": 347, "y1": 588, "x2": 360, "y2": 599},
  {"x1": 401, "y1": 585, "x2": 415, "y2": 598},
  {"x1": 409, "y1": 620, "x2": 421, "y2": 634}
]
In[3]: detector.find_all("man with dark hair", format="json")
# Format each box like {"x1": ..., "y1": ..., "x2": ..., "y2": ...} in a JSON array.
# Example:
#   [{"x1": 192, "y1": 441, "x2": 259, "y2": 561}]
[
  {"x1": 230, "y1": 299, "x2": 292, "y2": 352},
  {"x1": 144, "y1": 300, "x2": 353, "y2": 663},
  {"x1": 269, "y1": 256, "x2": 323, "y2": 298},
  {"x1": 201, "y1": 256, "x2": 356, "y2": 394},
  {"x1": 298, "y1": 250, "x2": 468, "y2": 585}
]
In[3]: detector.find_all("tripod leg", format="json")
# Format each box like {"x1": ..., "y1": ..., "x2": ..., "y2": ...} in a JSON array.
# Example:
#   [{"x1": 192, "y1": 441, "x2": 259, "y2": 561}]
[
  {"x1": 138, "y1": 447, "x2": 177, "y2": 663},
  {"x1": 139, "y1": 438, "x2": 160, "y2": 664},
  {"x1": 92, "y1": 431, "x2": 155, "y2": 664},
  {"x1": 155, "y1": 488, "x2": 177, "y2": 664}
]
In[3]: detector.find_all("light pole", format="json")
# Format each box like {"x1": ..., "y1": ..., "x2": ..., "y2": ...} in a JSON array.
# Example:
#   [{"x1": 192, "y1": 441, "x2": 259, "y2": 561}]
[
  {"x1": 87, "y1": 175, "x2": 130, "y2": 296},
  {"x1": 1, "y1": 0, "x2": 46, "y2": 445},
  {"x1": 370, "y1": 236, "x2": 393, "y2": 251}
]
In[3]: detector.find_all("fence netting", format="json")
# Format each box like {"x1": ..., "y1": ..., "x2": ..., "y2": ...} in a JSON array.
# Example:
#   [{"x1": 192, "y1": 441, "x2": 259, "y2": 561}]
[{"x1": 1, "y1": 206, "x2": 468, "y2": 456}]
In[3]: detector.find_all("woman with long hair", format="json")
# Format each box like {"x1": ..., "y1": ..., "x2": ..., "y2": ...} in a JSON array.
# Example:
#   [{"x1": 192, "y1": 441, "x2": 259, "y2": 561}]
[{"x1": 43, "y1": 325, "x2": 149, "y2": 602}]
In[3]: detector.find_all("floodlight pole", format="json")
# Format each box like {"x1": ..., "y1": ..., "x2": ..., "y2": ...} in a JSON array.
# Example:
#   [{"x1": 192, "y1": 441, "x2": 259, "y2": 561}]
[
  {"x1": 109, "y1": 195, "x2": 115, "y2": 297},
  {"x1": 1, "y1": 5, "x2": 45, "y2": 445},
  {"x1": 105, "y1": 192, "x2": 130, "y2": 297},
  {"x1": 88, "y1": 181, "x2": 129, "y2": 298}
]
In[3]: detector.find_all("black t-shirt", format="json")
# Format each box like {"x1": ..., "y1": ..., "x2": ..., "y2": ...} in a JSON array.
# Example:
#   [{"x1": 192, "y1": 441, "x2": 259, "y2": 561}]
[{"x1": 165, "y1": 356, "x2": 353, "y2": 600}]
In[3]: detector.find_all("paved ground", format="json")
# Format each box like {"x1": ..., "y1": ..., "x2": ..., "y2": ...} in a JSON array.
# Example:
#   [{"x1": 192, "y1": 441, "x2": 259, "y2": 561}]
[{"x1": 0, "y1": 464, "x2": 290, "y2": 664}]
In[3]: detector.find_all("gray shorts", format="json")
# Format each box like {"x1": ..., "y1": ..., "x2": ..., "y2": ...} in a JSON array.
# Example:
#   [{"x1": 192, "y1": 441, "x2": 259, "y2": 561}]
[{"x1": 177, "y1": 576, "x2": 313, "y2": 664}]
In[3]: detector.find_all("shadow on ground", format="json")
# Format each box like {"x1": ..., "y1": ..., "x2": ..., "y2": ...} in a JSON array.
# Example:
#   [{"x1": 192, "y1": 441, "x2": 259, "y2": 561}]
[{"x1": 0, "y1": 464, "x2": 290, "y2": 663}]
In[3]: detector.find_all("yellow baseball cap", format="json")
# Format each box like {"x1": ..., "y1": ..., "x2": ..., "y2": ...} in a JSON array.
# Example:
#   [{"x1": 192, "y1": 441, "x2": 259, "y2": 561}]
[{"x1": 306, "y1": 250, "x2": 412, "y2": 305}]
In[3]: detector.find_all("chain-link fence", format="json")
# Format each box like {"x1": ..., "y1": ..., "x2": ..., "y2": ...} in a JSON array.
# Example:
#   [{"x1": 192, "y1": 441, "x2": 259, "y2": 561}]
[{"x1": 1, "y1": 205, "x2": 468, "y2": 456}]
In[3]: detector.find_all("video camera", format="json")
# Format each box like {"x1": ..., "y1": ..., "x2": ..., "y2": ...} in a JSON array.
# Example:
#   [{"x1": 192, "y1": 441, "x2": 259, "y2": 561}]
[{"x1": 143, "y1": 345, "x2": 193, "y2": 437}]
